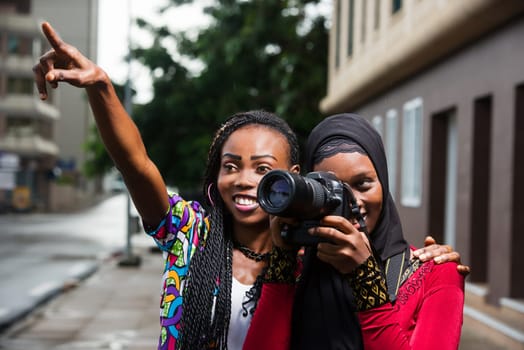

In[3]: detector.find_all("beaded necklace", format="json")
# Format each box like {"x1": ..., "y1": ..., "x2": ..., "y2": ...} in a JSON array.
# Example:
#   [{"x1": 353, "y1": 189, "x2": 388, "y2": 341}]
[{"x1": 232, "y1": 240, "x2": 270, "y2": 262}]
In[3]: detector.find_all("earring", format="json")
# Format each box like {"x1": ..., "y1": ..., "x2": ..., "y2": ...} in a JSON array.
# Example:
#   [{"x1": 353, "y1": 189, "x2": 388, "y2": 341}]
[{"x1": 207, "y1": 183, "x2": 215, "y2": 207}]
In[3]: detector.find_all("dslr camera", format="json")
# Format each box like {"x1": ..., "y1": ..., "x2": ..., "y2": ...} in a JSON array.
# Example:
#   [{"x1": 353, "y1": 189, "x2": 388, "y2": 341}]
[{"x1": 257, "y1": 170, "x2": 366, "y2": 246}]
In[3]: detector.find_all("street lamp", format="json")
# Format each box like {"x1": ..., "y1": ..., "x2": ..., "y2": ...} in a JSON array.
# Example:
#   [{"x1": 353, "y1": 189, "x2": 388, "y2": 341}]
[{"x1": 118, "y1": 0, "x2": 141, "y2": 268}]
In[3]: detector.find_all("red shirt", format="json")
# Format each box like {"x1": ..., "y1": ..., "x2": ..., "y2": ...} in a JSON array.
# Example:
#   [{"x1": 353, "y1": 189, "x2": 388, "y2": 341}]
[
  {"x1": 242, "y1": 283, "x2": 295, "y2": 350},
  {"x1": 243, "y1": 254, "x2": 464, "y2": 350},
  {"x1": 358, "y1": 259, "x2": 464, "y2": 349}
]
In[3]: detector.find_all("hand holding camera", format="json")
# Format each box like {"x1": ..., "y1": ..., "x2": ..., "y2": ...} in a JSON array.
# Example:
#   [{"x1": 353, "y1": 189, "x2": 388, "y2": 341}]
[
  {"x1": 258, "y1": 170, "x2": 367, "y2": 245},
  {"x1": 258, "y1": 170, "x2": 373, "y2": 273}
]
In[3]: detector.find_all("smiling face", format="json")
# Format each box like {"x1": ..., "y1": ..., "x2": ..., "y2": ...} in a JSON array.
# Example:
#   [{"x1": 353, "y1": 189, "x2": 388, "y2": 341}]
[
  {"x1": 314, "y1": 151, "x2": 383, "y2": 234},
  {"x1": 217, "y1": 125, "x2": 295, "y2": 230}
]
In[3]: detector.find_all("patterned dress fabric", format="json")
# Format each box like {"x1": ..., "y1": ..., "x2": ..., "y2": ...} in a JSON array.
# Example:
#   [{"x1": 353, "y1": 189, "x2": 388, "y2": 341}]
[{"x1": 145, "y1": 194, "x2": 209, "y2": 350}]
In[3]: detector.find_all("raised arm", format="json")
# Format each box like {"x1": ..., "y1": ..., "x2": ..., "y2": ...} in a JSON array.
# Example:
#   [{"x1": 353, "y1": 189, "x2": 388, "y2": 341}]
[{"x1": 33, "y1": 22, "x2": 168, "y2": 226}]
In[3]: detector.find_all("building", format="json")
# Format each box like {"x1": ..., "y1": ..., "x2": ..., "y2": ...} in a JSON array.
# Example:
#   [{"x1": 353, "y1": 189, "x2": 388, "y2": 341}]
[
  {"x1": 0, "y1": 0, "x2": 98, "y2": 211},
  {"x1": 322, "y1": 0, "x2": 524, "y2": 346}
]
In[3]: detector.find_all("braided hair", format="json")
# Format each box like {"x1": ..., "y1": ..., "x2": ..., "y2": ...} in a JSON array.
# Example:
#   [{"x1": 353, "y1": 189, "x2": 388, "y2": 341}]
[{"x1": 180, "y1": 110, "x2": 300, "y2": 349}]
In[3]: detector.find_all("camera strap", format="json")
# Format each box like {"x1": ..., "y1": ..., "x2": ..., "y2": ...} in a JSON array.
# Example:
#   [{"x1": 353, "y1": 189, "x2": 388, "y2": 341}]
[{"x1": 384, "y1": 250, "x2": 408, "y2": 303}]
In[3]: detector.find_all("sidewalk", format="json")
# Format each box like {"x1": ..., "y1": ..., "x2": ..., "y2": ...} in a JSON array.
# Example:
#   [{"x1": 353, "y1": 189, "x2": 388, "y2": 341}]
[
  {"x1": 0, "y1": 239, "x2": 521, "y2": 350},
  {"x1": 0, "y1": 240, "x2": 163, "y2": 350}
]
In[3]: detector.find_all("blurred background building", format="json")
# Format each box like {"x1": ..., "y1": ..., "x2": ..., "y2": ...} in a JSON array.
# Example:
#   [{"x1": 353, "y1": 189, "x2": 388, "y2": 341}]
[
  {"x1": 0, "y1": 0, "x2": 98, "y2": 212},
  {"x1": 322, "y1": 0, "x2": 524, "y2": 347}
]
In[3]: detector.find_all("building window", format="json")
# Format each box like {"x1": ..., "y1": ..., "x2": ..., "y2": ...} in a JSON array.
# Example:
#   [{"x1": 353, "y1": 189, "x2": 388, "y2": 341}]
[
  {"x1": 7, "y1": 77, "x2": 33, "y2": 94},
  {"x1": 386, "y1": 109, "x2": 398, "y2": 200},
  {"x1": 372, "y1": 115, "x2": 383, "y2": 137},
  {"x1": 361, "y1": 0, "x2": 367, "y2": 43},
  {"x1": 348, "y1": 0, "x2": 354, "y2": 56},
  {"x1": 7, "y1": 35, "x2": 20, "y2": 54},
  {"x1": 374, "y1": 0, "x2": 381, "y2": 30},
  {"x1": 392, "y1": 0, "x2": 402, "y2": 13},
  {"x1": 7, "y1": 34, "x2": 32, "y2": 55},
  {"x1": 6, "y1": 117, "x2": 34, "y2": 137},
  {"x1": 335, "y1": 0, "x2": 341, "y2": 68},
  {"x1": 401, "y1": 97, "x2": 423, "y2": 207}
]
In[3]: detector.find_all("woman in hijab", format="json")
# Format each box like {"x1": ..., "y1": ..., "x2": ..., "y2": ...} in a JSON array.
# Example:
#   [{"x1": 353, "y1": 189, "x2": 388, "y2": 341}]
[{"x1": 290, "y1": 113, "x2": 464, "y2": 350}]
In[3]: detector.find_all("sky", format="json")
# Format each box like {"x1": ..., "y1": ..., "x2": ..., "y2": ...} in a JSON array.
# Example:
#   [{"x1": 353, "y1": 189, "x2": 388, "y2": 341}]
[{"x1": 97, "y1": 0, "x2": 210, "y2": 103}]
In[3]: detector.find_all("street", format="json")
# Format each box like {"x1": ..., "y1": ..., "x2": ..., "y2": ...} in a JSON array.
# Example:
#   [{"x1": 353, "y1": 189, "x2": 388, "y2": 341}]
[{"x1": 0, "y1": 193, "x2": 136, "y2": 330}]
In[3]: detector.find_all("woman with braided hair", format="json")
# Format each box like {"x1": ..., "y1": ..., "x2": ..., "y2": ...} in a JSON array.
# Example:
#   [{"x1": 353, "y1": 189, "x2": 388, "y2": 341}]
[
  {"x1": 171, "y1": 110, "x2": 301, "y2": 349},
  {"x1": 33, "y1": 22, "x2": 467, "y2": 350},
  {"x1": 33, "y1": 22, "x2": 300, "y2": 349}
]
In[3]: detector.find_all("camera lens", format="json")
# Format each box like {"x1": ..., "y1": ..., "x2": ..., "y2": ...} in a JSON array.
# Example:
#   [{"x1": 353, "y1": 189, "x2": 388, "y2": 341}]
[
  {"x1": 258, "y1": 170, "x2": 335, "y2": 219},
  {"x1": 258, "y1": 171, "x2": 295, "y2": 214},
  {"x1": 267, "y1": 178, "x2": 291, "y2": 207}
]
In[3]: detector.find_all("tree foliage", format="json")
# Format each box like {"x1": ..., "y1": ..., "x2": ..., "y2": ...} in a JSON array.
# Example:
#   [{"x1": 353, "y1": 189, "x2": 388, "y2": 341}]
[{"x1": 132, "y1": 0, "x2": 329, "y2": 191}]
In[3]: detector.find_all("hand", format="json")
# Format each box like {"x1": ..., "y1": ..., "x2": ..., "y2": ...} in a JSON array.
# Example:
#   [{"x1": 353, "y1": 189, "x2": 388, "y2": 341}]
[
  {"x1": 413, "y1": 236, "x2": 471, "y2": 276},
  {"x1": 310, "y1": 215, "x2": 372, "y2": 274},
  {"x1": 33, "y1": 22, "x2": 108, "y2": 100},
  {"x1": 268, "y1": 215, "x2": 297, "y2": 251}
]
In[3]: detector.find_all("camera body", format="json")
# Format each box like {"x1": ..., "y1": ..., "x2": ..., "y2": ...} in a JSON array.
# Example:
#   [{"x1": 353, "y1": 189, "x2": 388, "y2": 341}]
[{"x1": 257, "y1": 170, "x2": 365, "y2": 246}]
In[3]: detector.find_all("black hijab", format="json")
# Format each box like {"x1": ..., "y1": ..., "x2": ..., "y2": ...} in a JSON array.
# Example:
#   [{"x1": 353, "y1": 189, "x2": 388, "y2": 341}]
[{"x1": 291, "y1": 113, "x2": 410, "y2": 349}]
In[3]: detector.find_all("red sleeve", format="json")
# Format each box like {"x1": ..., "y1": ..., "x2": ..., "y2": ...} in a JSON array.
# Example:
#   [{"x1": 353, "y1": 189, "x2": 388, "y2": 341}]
[
  {"x1": 358, "y1": 261, "x2": 464, "y2": 350},
  {"x1": 242, "y1": 283, "x2": 296, "y2": 350}
]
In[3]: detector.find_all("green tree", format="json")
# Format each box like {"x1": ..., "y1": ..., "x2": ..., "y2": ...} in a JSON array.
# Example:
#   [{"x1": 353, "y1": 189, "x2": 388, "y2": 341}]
[{"x1": 132, "y1": 0, "x2": 329, "y2": 191}]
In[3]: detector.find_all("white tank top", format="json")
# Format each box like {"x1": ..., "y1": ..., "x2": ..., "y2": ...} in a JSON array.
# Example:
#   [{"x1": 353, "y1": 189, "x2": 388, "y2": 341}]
[{"x1": 227, "y1": 277, "x2": 255, "y2": 350}]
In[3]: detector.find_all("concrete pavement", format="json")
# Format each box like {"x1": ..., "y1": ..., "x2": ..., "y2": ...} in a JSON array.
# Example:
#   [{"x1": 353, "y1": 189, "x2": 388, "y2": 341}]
[
  {"x1": 0, "y1": 239, "x2": 163, "y2": 350},
  {"x1": 0, "y1": 238, "x2": 522, "y2": 349}
]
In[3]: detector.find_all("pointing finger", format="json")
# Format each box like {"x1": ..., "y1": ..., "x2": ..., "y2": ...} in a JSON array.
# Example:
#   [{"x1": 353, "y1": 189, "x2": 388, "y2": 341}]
[{"x1": 41, "y1": 22, "x2": 66, "y2": 54}]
